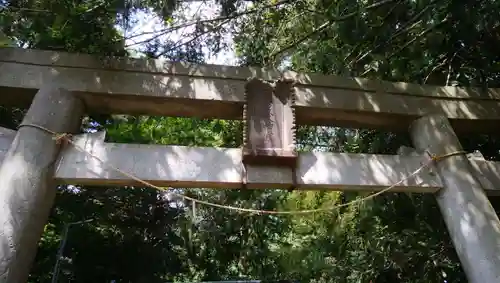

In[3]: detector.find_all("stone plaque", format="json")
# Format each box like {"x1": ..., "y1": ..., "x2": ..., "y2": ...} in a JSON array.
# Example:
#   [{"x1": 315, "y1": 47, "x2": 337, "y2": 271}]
[{"x1": 242, "y1": 78, "x2": 297, "y2": 168}]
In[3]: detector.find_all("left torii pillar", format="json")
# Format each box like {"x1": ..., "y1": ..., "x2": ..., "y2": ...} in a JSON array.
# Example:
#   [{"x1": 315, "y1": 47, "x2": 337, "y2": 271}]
[{"x1": 0, "y1": 86, "x2": 84, "y2": 283}]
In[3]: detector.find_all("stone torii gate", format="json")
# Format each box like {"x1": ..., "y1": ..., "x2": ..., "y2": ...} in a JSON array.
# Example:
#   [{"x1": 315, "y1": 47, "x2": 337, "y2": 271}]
[{"x1": 1, "y1": 48, "x2": 500, "y2": 283}]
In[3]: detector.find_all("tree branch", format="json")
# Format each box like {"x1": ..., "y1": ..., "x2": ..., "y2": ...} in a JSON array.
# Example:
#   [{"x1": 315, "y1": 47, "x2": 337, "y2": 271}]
[
  {"x1": 124, "y1": 0, "x2": 293, "y2": 48},
  {"x1": 387, "y1": 17, "x2": 449, "y2": 60},
  {"x1": 343, "y1": 0, "x2": 404, "y2": 62},
  {"x1": 157, "y1": 18, "x2": 232, "y2": 58},
  {"x1": 269, "y1": 0, "x2": 397, "y2": 60},
  {"x1": 350, "y1": 0, "x2": 440, "y2": 67},
  {"x1": 423, "y1": 57, "x2": 448, "y2": 84}
]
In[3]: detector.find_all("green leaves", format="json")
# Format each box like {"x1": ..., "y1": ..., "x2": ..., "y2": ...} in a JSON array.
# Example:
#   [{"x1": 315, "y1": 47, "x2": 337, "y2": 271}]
[
  {"x1": 230, "y1": 0, "x2": 500, "y2": 281},
  {"x1": 2, "y1": 0, "x2": 499, "y2": 281}
]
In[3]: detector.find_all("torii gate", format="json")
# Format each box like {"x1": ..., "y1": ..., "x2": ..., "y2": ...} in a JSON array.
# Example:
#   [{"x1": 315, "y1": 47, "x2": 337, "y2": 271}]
[{"x1": 1, "y1": 47, "x2": 500, "y2": 283}]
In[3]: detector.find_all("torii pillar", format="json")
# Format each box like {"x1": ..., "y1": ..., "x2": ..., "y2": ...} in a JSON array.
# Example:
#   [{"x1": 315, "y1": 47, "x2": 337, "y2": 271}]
[
  {"x1": 410, "y1": 115, "x2": 500, "y2": 283},
  {"x1": 0, "y1": 86, "x2": 84, "y2": 283}
]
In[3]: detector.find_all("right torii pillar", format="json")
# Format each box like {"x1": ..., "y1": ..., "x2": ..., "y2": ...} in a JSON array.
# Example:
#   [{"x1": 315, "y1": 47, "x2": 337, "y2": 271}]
[{"x1": 410, "y1": 115, "x2": 500, "y2": 283}]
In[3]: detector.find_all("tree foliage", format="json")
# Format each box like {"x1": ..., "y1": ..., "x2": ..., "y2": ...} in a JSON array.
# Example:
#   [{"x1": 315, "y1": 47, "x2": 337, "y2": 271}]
[{"x1": 1, "y1": 0, "x2": 500, "y2": 282}]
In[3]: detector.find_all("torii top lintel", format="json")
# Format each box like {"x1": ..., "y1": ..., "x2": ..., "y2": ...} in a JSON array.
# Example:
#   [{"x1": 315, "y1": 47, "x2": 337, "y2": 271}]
[{"x1": 1, "y1": 47, "x2": 500, "y2": 133}]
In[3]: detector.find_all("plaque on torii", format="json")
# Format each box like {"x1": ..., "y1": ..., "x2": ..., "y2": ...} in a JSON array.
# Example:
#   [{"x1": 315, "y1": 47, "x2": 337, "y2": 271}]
[{"x1": 242, "y1": 77, "x2": 298, "y2": 190}]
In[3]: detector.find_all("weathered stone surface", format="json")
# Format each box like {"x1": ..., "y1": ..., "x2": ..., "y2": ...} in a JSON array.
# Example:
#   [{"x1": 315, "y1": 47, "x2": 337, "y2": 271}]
[
  {"x1": 1, "y1": 48, "x2": 500, "y2": 132},
  {"x1": 0, "y1": 86, "x2": 83, "y2": 283},
  {"x1": 242, "y1": 78, "x2": 297, "y2": 167},
  {"x1": 410, "y1": 115, "x2": 500, "y2": 283},
  {"x1": 54, "y1": 131, "x2": 442, "y2": 192}
]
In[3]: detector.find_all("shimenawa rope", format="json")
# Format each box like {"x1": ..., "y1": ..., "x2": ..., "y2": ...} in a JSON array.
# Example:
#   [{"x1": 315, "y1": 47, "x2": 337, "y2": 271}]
[{"x1": 18, "y1": 123, "x2": 466, "y2": 216}]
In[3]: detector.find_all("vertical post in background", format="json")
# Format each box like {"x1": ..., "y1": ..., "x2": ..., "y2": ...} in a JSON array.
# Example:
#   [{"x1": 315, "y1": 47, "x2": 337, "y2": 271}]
[
  {"x1": 0, "y1": 86, "x2": 84, "y2": 283},
  {"x1": 410, "y1": 115, "x2": 500, "y2": 283},
  {"x1": 51, "y1": 219, "x2": 94, "y2": 283}
]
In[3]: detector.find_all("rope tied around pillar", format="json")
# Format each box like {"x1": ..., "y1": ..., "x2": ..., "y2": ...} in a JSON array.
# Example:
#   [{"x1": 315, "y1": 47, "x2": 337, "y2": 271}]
[
  {"x1": 19, "y1": 123, "x2": 72, "y2": 146},
  {"x1": 53, "y1": 133, "x2": 73, "y2": 146},
  {"x1": 429, "y1": 151, "x2": 467, "y2": 162},
  {"x1": 16, "y1": 122, "x2": 468, "y2": 216}
]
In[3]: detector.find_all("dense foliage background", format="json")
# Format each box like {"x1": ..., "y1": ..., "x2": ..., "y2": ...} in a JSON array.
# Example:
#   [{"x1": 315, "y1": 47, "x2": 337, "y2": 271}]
[{"x1": 2, "y1": 0, "x2": 500, "y2": 282}]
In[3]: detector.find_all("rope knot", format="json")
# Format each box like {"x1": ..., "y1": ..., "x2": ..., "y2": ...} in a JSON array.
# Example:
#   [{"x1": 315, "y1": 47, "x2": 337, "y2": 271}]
[
  {"x1": 53, "y1": 133, "x2": 72, "y2": 146},
  {"x1": 431, "y1": 154, "x2": 441, "y2": 162},
  {"x1": 430, "y1": 151, "x2": 467, "y2": 162}
]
